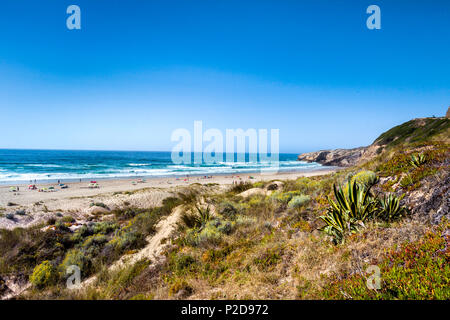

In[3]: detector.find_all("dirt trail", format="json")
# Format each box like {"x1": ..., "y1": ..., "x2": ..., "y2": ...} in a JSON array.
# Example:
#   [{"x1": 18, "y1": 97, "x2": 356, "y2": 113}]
[
  {"x1": 1, "y1": 281, "x2": 31, "y2": 300},
  {"x1": 81, "y1": 205, "x2": 183, "y2": 289}
]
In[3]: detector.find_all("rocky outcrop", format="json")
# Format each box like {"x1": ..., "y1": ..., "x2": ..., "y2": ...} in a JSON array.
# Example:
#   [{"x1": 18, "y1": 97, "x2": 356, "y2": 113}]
[
  {"x1": 403, "y1": 169, "x2": 449, "y2": 224},
  {"x1": 298, "y1": 147, "x2": 367, "y2": 167},
  {"x1": 298, "y1": 113, "x2": 450, "y2": 167},
  {"x1": 297, "y1": 143, "x2": 382, "y2": 167}
]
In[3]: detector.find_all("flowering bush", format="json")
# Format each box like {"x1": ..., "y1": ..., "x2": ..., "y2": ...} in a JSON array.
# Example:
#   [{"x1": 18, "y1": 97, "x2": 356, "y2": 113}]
[
  {"x1": 30, "y1": 260, "x2": 57, "y2": 288},
  {"x1": 318, "y1": 221, "x2": 450, "y2": 299}
]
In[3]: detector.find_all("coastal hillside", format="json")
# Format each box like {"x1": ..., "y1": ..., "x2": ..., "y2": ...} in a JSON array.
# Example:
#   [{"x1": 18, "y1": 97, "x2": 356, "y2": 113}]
[
  {"x1": 1, "y1": 112, "x2": 449, "y2": 300},
  {"x1": 298, "y1": 114, "x2": 450, "y2": 167}
]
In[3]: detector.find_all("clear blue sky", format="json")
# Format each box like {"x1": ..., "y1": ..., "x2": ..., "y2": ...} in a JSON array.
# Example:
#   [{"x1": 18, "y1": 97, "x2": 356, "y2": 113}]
[{"x1": 0, "y1": 0, "x2": 449, "y2": 153}]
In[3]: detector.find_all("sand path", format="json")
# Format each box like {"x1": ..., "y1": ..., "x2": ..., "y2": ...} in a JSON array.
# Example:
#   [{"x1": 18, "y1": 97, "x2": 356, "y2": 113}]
[{"x1": 80, "y1": 205, "x2": 183, "y2": 289}]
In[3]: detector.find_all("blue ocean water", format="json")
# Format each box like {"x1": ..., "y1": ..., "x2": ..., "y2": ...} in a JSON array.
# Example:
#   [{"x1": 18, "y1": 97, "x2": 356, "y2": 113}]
[{"x1": 0, "y1": 149, "x2": 322, "y2": 184}]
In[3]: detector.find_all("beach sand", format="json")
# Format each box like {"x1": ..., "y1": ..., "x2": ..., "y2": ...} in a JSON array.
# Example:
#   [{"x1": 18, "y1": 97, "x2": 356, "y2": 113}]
[{"x1": 0, "y1": 168, "x2": 337, "y2": 230}]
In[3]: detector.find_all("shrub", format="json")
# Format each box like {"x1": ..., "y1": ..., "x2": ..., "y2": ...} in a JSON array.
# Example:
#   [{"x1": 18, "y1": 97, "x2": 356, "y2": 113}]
[
  {"x1": 82, "y1": 234, "x2": 108, "y2": 257},
  {"x1": 30, "y1": 260, "x2": 58, "y2": 289},
  {"x1": 288, "y1": 195, "x2": 311, "y2": 209},
  {"x1": 174, "y1": 254, "x2": 196, "y2": 273},
  {"x1": 5, "y1": 213, "x2": 15, "y2": 220},
  {"x1": 377, "y1": 193, "x2": 408, "y2": 222},
  {"x1": 180, "y1": 206, "x2": 212, "y2": 230},
  {"x1": 59, "y1": 249, "x2": 92, "y2": 279},
  {"x1": 266, "y1": 183, "x2": 279, "y2": 191},
  {"x1": 15, "y1": 209, "x2": 26, "y2": 216},
  {"x1": 161, "y1": 196, "x2": 182, "y2": 209},
  {"x1": 321, "y1": 180, "x2": 409, "y2": 244},
  {"x1": 186, "y1": 223, "x2": 223, "y2": 247},
  {"x1": 169, "y1": 279, "x2": 193, "y2": 297},
  {"x1": 109, "y1": 228, "x2": 145, "y2": 252},
  {"x1": 320, "y1": 181, "x2": 378, "y2": 244},
  {"x1": 219, "y1": 221, "x2": 233, "y2": 234},
  {"x1": 218, "y1": 201, "x2": 238, "y2": 220},
  {"x1": 54, "y1": 220, "x2": 70, "y2": 232},
  {"x1": 271, "y1": 191, "x2": 302, "y2": 204},
  {"x1": 114, "y1": 208, "x2": 140, "y2": 220},
  {"x1": 61, "y1": 215, "x2": 75, "y2": 223},
  {"x1": 92, "y1": 221, "x2": 119, "y2": 235},
  {"x1": 110, "y1": 259, "x2": 150, "y2": 290},
  {"x1": 177, "y1": 191, "x2": 198, "y2": 204},
  {"x1": 351, "y1": 170, "x2": 379, "y2": 189},
  {"x1": 253, "y1": 181, "x2": 265, "y2": 188},
  {"x1": 90, "y1": 202, "x2": 109, "y2": 209},
  {"x1": 129, "y1": 293, "x2": 153, "y2": 300},
  {"x1": 318, "y1": 222, "x2": 450, "y2": 299},
  {"x1": 229, "y1": 181, "x2": 253, "y2": 194},
  {"x1": 410, "y1": 153, "x2": 427, "y2": 168},
  {"x1": 293, "y1": 177, "x2": 321, "y2": 194},
  {"x1": 253, "y1": 246, "x2": 283, "y2": 271},
  {"x1": 0, "y1": 228, "x2": 66, "y2": 276},
  {"x1": 235, "y1": 215, "x2": 257, "y2": 227},
  {"x1": 400, "y1": 174, "x2": 414, "y2": 188},
  {"x1": 70, "y1": 225, "x2": 94, "y2": 243}
]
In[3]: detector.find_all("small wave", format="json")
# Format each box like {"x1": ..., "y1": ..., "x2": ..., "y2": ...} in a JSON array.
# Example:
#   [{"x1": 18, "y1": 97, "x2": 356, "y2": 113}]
[{"x1": 25, "y1": 164, "x2": 63, "y2": 168}]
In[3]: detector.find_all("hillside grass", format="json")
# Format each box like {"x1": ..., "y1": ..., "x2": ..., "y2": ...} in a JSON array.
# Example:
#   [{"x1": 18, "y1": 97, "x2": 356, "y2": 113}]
[{"x1": 374, "y1": 118, "x2": 449, "y2": 148}]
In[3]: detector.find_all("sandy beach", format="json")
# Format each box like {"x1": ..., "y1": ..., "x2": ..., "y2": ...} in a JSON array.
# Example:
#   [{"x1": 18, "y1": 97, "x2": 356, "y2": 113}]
[{"x1": 0, "y1": 168, "x2": 337, "y2": 230}]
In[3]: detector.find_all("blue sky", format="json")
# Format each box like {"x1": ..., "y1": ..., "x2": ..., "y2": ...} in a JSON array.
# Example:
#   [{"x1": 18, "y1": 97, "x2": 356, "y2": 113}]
[{"x1": 0, "y1": 0, "x2": 449, "y2": 153}]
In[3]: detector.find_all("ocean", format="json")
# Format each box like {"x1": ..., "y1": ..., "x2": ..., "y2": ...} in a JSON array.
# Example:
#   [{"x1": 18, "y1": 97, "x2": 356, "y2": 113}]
[{"x1": 0, "y1": 149, "x2": 322, "y2": 184}]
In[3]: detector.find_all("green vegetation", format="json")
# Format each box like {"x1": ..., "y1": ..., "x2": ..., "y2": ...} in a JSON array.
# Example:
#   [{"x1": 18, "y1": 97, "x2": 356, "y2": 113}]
[
  {"x1": 410, "y1": 153, "x2": 427, "y2": 168},
  {"x1": 350, "y1": 170, "x2": 379, "y2": 189},
  {"x1": 181, "y1": 206, "x2": 212, "y2": 230},
  {"x1": 229, "y1": 181, "x2": 253, "y2": 194},
  {"x1": 90, "y1": 202, "x2": 109, "y2": 209},
  {"x1": 320, "y1": 174, "x2": 409, "y2": 244},
  {"x1": 374, "y1": 117, "x2": 449, "y2": 148},
  {"x1": 0, "y1": 194, "x2": 183, "y2": 294},
  {"x1": 378, "y1": 193, "x2": 408, "y2": 222},
  {"x1": 59, "y1": 249, "x2": 92, "y2": 279},
  {"x1": 374, "y1": 142, "x2": 448, "y2": 191},
  {"x1": 317, "y1": 221, "x2": 449, "y2": 299},
  {"x1": 320, "y1": 181, "x2": 377, "y2": 244},
  {"x1": 288, "y1": 195, "x2": 310, "y2": 209},
  {"x1": 30, "y1": 261, "x2": 58, "y2": 289}
]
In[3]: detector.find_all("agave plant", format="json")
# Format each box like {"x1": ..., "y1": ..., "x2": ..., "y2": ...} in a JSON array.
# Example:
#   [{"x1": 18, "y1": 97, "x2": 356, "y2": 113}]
[
  {"x1": 377, "y1": 193, "x2": 408, "y2": 222},
  {"x1": 320, "y1": 208, "x2": 362, "y2": 244},
  {"x1": 320, "y1": 181, "x2": 378, "y2": 244},
  {"x1": 180, "y1": 205, "x2": 212, "y2": 230},
  {"x1": 330, "y1": 180, "x2": 378, "y2": 221},
  {"x1": 410, "y1": 153, "x2": 427, "y2": 168}
]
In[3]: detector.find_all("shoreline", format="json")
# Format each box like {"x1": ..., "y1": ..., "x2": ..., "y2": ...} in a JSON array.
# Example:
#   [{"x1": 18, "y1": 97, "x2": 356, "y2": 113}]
[
  {"x1": 0, "y1": 167, "x2": 338, "y2": 210},
  {"x1": 0, "y1": 166, "x2": 337, "y2": 187}
]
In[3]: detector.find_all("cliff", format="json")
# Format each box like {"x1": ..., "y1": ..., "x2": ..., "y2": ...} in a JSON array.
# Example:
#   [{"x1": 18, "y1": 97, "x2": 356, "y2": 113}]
[{"x1": 298, "y1": 116, "x2": 450, "y2": 167}]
